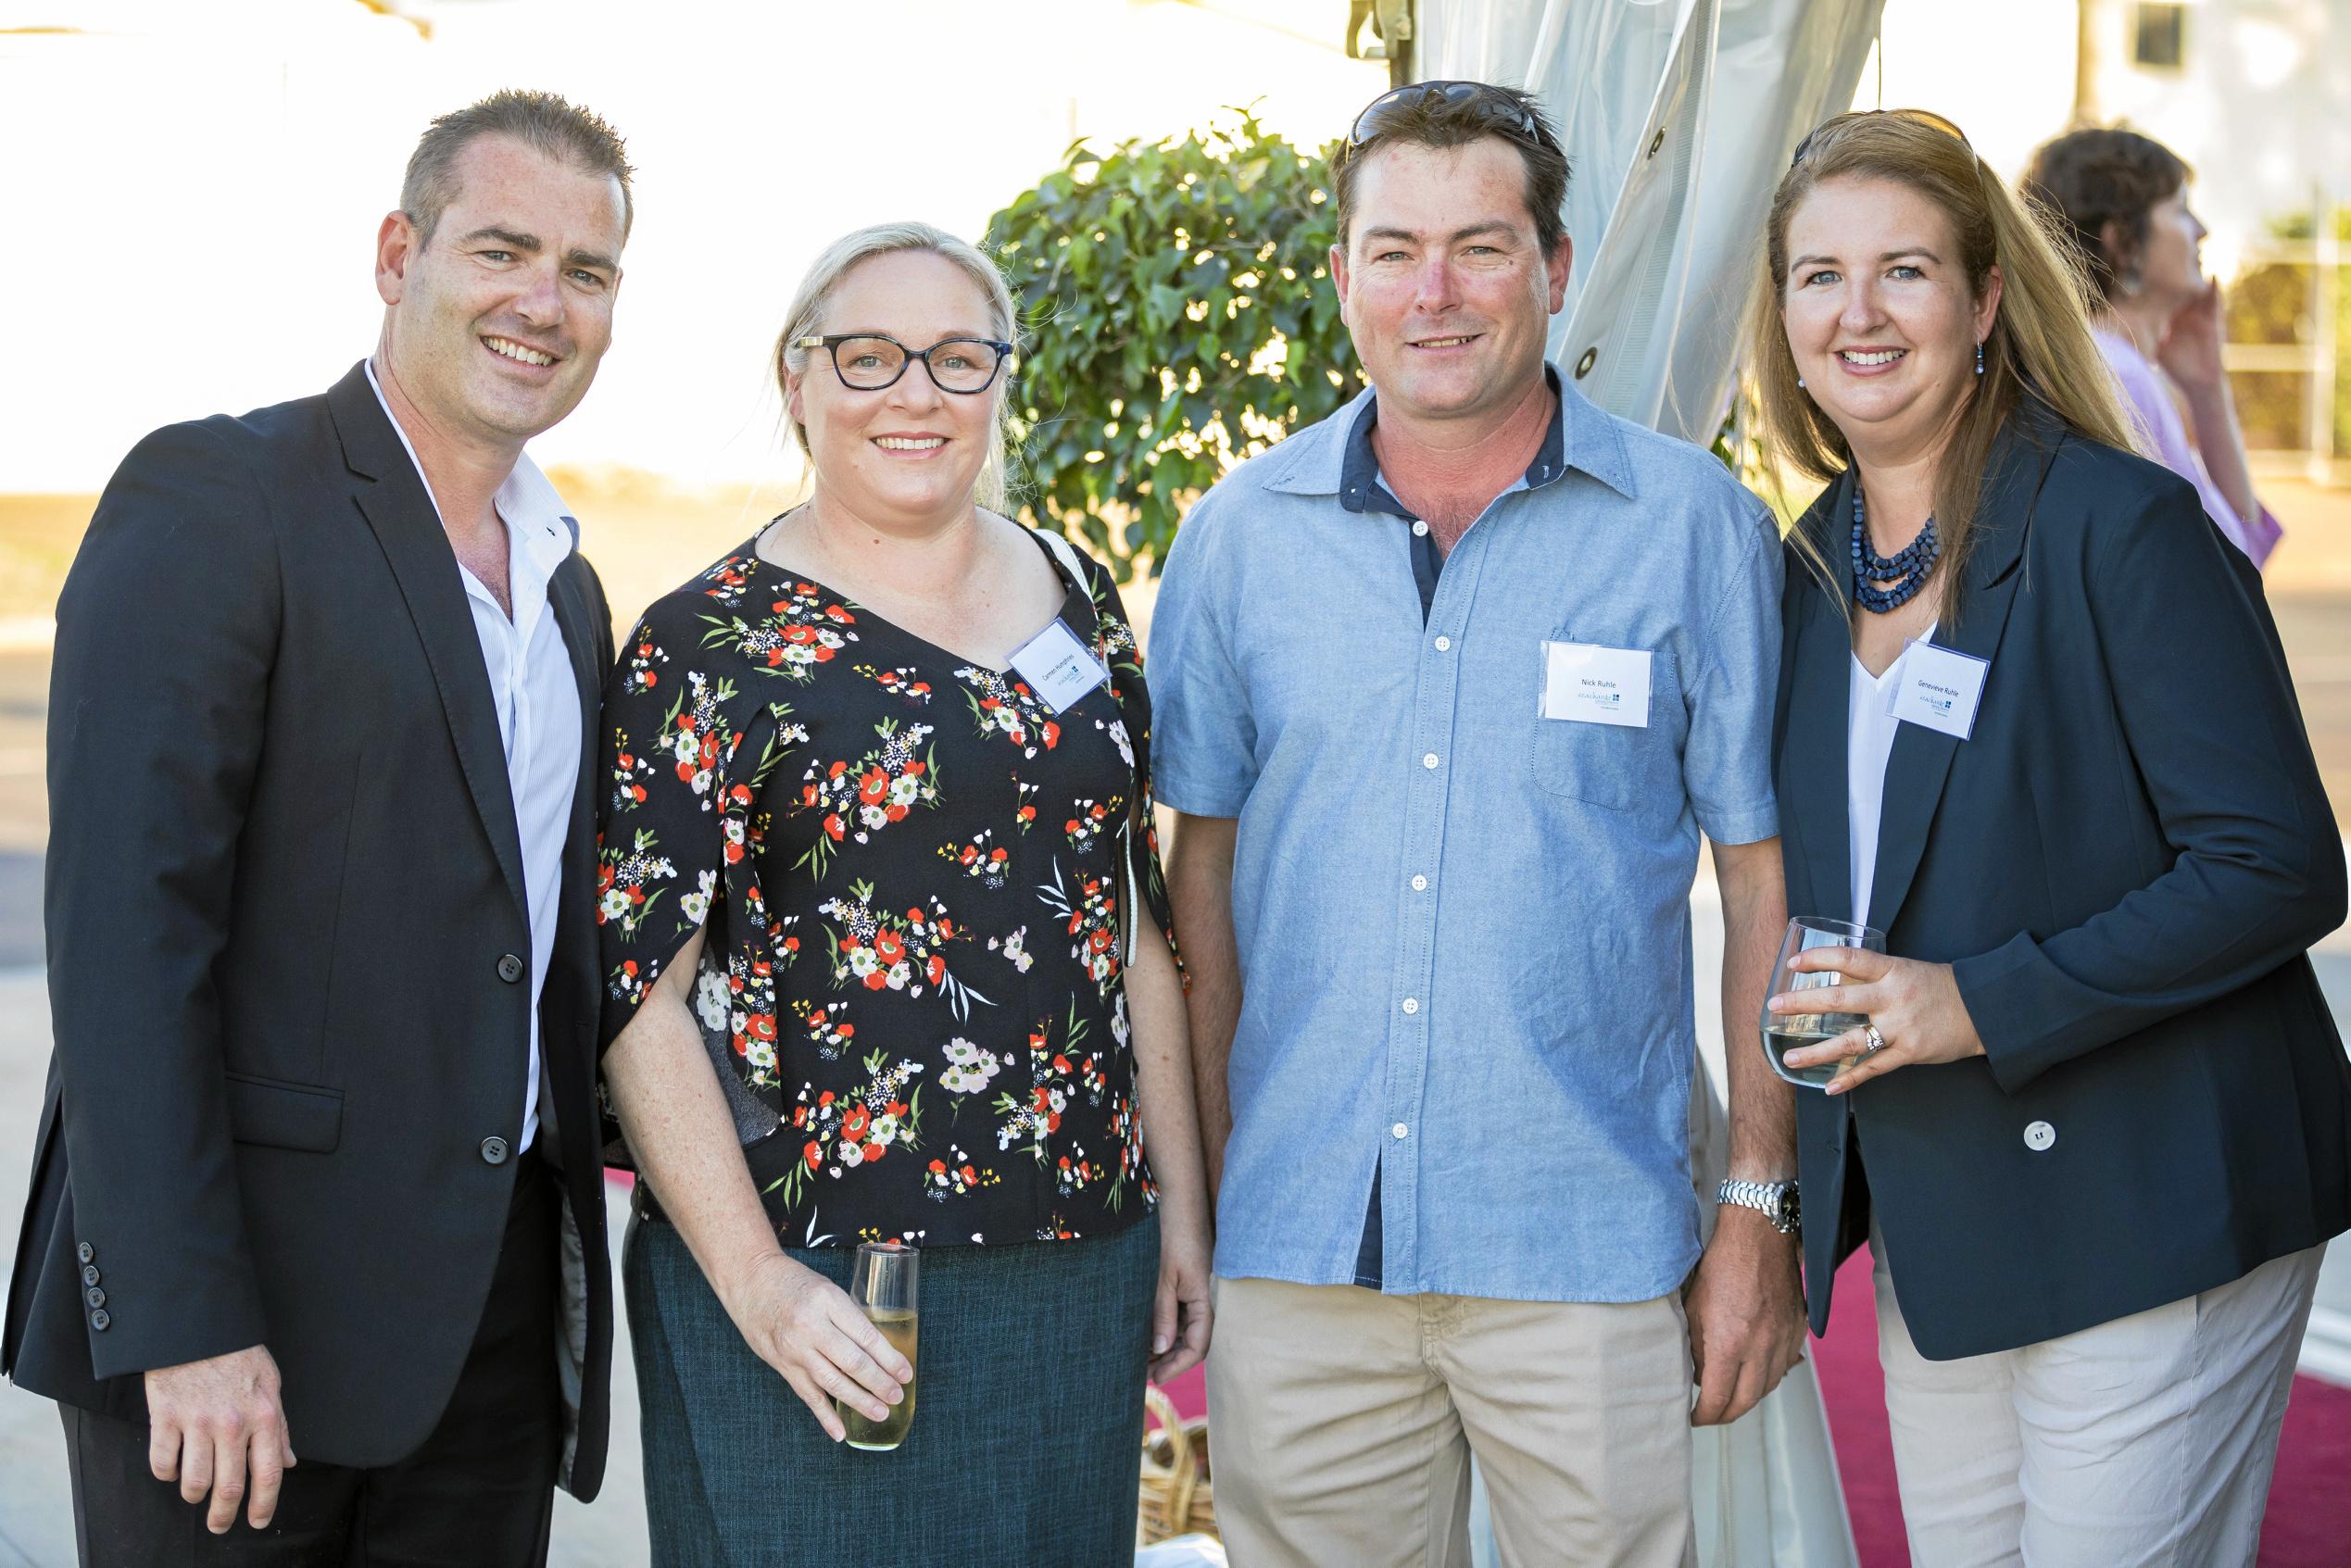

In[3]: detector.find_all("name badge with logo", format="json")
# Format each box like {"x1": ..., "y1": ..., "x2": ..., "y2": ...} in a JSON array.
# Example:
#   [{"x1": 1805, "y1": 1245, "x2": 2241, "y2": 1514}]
[
  {"x1": 1006, "y1": 618, "x2": 1110, "y2": 714},
  {"x1": 1887, "y1": 639, "x2": 1988, "y2": 739},
  {"x1": 1540, "y1": 641, "x2": 1653, "y2": 729}
]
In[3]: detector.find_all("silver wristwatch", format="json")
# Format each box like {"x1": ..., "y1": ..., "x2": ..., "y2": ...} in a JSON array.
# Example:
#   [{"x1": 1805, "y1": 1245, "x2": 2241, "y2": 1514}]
[{"x1": 1717, "y1": 1178, "x2": 1800, "y2": 1236}]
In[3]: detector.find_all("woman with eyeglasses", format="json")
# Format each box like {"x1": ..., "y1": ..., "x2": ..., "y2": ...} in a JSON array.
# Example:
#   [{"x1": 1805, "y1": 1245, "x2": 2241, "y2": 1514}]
[
  {"x1": 1748, "y1": 112, "x2": 2347, "y2": 1564},
  {"x1": 2023, "y1": 126, "x2": 2281, "y2": 567},
  {"x1": 594, "y1": 221, "x2": 1212, "y2": 1563}
]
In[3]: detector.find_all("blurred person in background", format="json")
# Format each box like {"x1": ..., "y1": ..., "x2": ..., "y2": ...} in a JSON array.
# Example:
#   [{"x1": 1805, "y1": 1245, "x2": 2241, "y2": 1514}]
[
  {"x1": 594, "y1": 220, "x2": 1210, "y2": 1566},
  {"x1": 1749, "y1": 108, "x2": 2347, "y2": 1567},
  {"x1": 3, "y1": 90, "x2": 629, "y2": 1561},
  {"x1": 2024, "y1": 126, "x2": 2282, "y2": 568}
]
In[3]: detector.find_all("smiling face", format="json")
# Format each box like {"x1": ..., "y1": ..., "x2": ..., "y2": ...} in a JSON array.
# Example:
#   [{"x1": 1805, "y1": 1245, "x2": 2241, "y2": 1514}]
[
  {"x1": 374, "y1": 133, "x2": 626, "y2": 449},
  {"x1": 786, "y1": 249, "x2": 1002, "y2": 530},
  {"x1": 1780, "y1": 174, "x2": 2001, "y2": 464},
  {"x1": 1332, "y1": 137, "x2": 1571, "y2": 430}
]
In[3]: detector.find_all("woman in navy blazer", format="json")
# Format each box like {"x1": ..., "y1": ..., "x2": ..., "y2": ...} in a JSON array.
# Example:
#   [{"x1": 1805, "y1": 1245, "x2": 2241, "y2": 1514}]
[{"x1": 1745, "y1": 111, "x2": 2350, "y2": 1566}]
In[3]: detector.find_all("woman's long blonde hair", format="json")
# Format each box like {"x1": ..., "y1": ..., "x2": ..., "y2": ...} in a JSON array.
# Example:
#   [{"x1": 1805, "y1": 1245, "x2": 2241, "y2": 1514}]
[
  {"x1": 1740, "y1": 112, "x2": 2135, "y2": 618},
  {"x1": 773, "y1": 220, "x2": 1021, "y2": 512}
]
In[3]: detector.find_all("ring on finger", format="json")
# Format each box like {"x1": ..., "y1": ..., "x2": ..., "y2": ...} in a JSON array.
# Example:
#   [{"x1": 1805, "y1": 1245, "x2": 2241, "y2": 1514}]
[{"x1": 1863, "y1": 1024, "x2": 1886, "y2": 1055}]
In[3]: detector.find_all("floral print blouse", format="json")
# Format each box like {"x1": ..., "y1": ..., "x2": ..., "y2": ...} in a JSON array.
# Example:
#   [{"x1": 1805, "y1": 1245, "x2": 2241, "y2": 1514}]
[{"x1": 597, "y1": 526, "x2": 1177, "y2": 1248}]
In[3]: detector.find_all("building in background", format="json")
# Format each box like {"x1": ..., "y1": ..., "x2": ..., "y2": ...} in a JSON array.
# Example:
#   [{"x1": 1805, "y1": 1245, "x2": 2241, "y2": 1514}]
[{"x1": 2072, "y1": 0, "x2": 2346, "y2": 479}]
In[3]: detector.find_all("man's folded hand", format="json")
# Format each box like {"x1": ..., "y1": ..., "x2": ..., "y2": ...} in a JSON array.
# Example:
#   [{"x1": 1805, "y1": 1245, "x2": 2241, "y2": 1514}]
[{"x1": 144, "y1": 1344, "x2": 296, "y2": 1534}]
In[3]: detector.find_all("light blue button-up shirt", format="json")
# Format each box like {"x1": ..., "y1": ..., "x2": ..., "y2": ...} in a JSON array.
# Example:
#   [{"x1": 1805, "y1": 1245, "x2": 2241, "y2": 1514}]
[{"x1": 1150, "y1": 374, "x2": 1781, "y2": 1302}]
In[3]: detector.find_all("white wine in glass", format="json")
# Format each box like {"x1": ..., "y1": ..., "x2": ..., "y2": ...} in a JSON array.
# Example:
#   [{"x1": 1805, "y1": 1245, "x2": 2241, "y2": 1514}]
[
  {"x1": 1760, "y1": 916, "x2": 1885, "y2": 1089},
  {"x1": 837, "y1": 1241, "x2": 918, "y2": 1451}
]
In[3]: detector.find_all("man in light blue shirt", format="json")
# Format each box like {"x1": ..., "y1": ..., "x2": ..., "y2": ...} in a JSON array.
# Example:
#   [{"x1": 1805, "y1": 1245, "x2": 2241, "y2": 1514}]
[{"x1": 1153, "y1": 82, "x2": 1804, "y2": 1566}]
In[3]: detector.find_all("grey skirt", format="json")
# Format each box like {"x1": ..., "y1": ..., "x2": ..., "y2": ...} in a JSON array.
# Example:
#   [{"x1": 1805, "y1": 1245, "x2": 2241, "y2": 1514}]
[{"x1": 624, "y1": 1206, "x2": 1159, "y2": 1567}]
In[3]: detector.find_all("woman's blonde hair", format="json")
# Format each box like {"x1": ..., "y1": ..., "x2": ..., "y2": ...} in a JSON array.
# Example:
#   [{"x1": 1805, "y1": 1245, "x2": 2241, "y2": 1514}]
[
  {"x1": 773, "y1": 220, "x2": 1021, "y2": 512},
  {"x1": 1740, "y1": 112, "x2": 2135, "y2": 617}
]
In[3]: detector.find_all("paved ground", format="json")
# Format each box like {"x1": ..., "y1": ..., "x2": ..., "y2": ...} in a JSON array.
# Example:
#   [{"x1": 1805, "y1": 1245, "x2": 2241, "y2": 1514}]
[
  {"x1": 0, "y1": 655, "x2": 44, "y2": 974},
  {"x1": 0, "y1": 971, "x2": 648, "y2": 1567}
]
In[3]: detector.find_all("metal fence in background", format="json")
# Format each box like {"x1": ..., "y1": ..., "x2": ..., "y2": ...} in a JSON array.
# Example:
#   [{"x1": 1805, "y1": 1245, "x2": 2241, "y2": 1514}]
[{"x1": 2228, "y1": 188, "x2": 2345, "y2": 486}]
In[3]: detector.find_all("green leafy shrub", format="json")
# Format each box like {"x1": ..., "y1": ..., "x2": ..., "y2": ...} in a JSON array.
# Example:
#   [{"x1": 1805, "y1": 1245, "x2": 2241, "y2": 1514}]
[{"x1": 983, "y1": 111, "x2": 1365, "y2": 581}]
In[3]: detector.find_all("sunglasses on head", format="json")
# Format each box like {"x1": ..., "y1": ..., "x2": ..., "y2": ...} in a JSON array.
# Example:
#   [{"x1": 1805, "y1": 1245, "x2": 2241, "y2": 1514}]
[{"x1": 1343, "y1": 80, "x2": 1556, "y2": 161}]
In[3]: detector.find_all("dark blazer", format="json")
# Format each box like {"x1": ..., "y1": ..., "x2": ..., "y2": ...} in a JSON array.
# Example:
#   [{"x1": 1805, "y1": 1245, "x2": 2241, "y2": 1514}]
[
  {"x1": 1772, "y1": 399, "x2": 2351, "y2": 1361},
  {"x1": 3, "y1": 362, "x2": 617, "y2": 1496}
]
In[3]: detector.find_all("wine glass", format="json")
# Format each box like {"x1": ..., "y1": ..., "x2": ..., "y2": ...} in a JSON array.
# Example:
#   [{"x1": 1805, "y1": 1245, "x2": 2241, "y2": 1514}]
[
  {"x1": 1760, "y1": 916, "x2": 1885, "y2": 1089},
  {"x1": 837, "y1": 1241, "x2": 919, "y2": 1451}
]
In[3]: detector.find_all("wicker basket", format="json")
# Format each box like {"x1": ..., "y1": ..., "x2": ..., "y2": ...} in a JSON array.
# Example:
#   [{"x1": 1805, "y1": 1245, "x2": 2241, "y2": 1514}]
[{"x1": 1138, "y1": 1385, "x2": 1219, "y2": 1543}]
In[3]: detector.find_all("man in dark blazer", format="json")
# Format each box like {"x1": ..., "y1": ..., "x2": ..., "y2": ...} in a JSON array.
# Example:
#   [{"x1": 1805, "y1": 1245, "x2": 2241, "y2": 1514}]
[{"x1": 3, "y1": 90, "x2": 631, "y2": 1561}]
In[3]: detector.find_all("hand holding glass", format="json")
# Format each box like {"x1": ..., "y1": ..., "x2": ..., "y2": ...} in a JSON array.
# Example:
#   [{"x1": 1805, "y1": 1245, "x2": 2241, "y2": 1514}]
[
  {"x1": 837, "y1": 1241, "x2": 919, "y2": 1451},
  {"x1": 1760, "y1": 917, "x2": 1885, "y2": 1089}
]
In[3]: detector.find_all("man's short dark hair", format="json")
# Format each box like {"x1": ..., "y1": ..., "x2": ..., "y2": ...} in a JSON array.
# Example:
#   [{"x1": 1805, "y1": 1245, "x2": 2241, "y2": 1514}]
[
  {"x1": 1332, "y1": 81, "x2": 1569, "y2": 257},
  {"x1": 400, "y1": 89, "x2": 635, "y2": 247}
]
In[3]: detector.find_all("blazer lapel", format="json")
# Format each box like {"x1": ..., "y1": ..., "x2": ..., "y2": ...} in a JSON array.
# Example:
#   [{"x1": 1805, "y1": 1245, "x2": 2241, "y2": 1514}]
[
  {"x1": 542, "y1": 555, "x2": 605, "y2": 1146},
  {"x1": 1865, "y1": 408, "x2": 2068, "y2": 936},
  {"x1": 546, "y1": 557, "x2": 603, "y2": 877},
  {"x1": 326, "y1": 363, "x2": 529, "y2": 920},
  {"x1": 1780, "y1": 470, "x2": 1857, "y2": 922}
]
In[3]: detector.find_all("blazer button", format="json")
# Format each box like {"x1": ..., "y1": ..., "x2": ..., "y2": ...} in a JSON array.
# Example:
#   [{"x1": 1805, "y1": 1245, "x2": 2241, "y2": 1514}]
[
  {"x1": 481, "y1": 1136, "x2": 511, "y2": 1165},
  {"x1": 82, "y1": 1264, "x2": 100, "y2": 1287},
  {"x1": 497, "y1": 953, "x2": 525, "y2": 985},
  {"x1": 76, "y1": 1242, "x2": 94, "y2": 1264},
  {"x1": 2023, "y1": 1120, "x2": 2056, "y2": 1152},
  {"x1": 90, "y1": 1310, "x2": 110, "y2": 1332},
  {"x1": 85, "y1": 1286, "x2": 105, "y2": 1310}
]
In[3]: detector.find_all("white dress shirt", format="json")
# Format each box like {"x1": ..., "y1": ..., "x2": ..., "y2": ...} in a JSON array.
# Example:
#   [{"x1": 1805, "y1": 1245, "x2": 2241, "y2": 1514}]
[{"x1": 366, "y1": 360, "x2": 581, "y2": 1152}]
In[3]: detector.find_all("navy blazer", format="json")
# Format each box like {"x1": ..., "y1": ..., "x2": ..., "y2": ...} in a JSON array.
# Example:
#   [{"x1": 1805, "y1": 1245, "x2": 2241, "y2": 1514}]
[{"x1": 1771, "y1": 400, "x2": 2351, "y2": 1361}]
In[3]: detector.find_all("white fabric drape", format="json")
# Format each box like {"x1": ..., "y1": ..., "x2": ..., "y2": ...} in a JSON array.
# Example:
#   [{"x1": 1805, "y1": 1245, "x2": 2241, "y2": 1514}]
[
  {"x1": 1421, "y1": 6, "x2": 1881, "y2": 1562},
  {"x1": 1679, "y1": 972, "x2": 1863, "y2": 1568},
  {"x1": 1421, "y1": 0, "x2": 1884, "y2": 445}
]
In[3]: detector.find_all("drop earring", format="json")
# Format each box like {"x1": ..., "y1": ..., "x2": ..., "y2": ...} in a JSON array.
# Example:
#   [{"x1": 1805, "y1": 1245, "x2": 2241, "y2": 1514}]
[{"x1": 1975, "y1": 342, "x2": 1984, "y2": 376}]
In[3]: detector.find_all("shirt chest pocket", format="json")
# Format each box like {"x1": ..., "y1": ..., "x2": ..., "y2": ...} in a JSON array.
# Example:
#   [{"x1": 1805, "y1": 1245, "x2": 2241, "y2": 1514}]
[{"x1": 1527, "y1": 639, "x2": 1683, "y2": 812}]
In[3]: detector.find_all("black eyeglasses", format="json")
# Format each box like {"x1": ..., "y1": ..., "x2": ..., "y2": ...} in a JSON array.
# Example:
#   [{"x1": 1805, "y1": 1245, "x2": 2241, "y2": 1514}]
[
  {"x1": 1342, "y1": 80, "x2": 1555, "y2": 162},
  {"x1": 1790, "y1": 108, "x2": 1973, "y2": 171},
  {"x1": 792, "y1": 333, "x2": 1013, "y2": 395}
]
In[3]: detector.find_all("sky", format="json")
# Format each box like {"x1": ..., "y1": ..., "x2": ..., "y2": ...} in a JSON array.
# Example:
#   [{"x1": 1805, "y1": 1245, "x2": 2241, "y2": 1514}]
[
  {"x1": 0, "y1": 0, "x2": 1386, "y2": 492},
  {"x1": 3, "y1": 0, "x2": 2330, "y2": 493}
]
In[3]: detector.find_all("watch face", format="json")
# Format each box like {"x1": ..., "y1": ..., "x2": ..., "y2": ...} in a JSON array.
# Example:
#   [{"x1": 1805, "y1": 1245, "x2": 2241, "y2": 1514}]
[{"x1": 1777, "y1": 1191, "x2": 1801, "y2": 1230}]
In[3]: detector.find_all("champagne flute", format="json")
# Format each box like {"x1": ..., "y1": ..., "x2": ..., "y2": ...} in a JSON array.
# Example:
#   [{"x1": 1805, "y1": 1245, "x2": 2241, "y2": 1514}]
[
  {"x1": 837, "y1": 1241, "x2": 919, "y2": 1451},
  {"x1": 1760, "y1": 916, "x2": 1885, "y2": 1089}
]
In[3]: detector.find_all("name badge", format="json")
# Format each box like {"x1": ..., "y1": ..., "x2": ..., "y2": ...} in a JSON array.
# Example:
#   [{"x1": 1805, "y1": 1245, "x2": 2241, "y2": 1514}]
[
  {"x1": 1006, "y1": 618, "x2": 1109, "y2": 714},
  {"x1": 1540, "y1": 640, "x2": 1652, "y2": 729},
  {"x1": 1887, "y1": 639, "x2": 1988, "y2": 739}
]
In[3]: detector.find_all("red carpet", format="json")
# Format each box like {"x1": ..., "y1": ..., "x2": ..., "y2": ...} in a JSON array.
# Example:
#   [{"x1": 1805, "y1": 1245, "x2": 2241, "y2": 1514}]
[
  {"x1": 1811, "y1": 1247, "x2": 2351, "y2": 1568},
  {"x1": 1162, "y1": 1361, "x2": 1206, "y2": 1421},
  {"x1": 1163, "y1": 1251, "x2": 2351, "y2": 1565}
]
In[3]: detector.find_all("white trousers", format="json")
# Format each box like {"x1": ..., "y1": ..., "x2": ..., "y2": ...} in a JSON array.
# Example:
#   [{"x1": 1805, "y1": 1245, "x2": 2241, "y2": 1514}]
[{"x1": 1872, "y1": 1229, "x2": 2324, "y2": 1568}]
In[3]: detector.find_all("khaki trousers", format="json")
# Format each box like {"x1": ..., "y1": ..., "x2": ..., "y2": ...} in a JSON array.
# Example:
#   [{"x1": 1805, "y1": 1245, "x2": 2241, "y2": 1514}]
[
  {"x1": 1204, "y1": 1276, "x2": 1696, "y2": 1568},
  {"x1": 1873, "y1": 1231, "x2": 2325, "y2": 1568}
]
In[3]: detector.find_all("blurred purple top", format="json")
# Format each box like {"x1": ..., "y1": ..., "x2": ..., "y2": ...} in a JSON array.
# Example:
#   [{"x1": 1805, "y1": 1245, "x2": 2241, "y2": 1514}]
[{"x1": 2094, "y1": 324, "x2": 2282, "y2": 569}]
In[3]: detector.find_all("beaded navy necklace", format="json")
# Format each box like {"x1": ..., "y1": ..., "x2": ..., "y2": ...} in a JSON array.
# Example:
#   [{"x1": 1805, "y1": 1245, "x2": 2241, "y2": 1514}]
[{"x1": 1850, "y1": 484, "x2": 1939, "y2": 613}]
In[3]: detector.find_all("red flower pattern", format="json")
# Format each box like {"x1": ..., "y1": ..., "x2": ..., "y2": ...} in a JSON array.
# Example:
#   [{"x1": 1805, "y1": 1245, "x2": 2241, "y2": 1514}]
[{"x1": 597, "y1": 534, "x2": 1176, "y2": 1247}]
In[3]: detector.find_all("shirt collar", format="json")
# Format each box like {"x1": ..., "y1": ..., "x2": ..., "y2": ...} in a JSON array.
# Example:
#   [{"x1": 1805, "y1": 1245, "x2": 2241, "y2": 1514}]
[
  {"x1": 1275, "y1": 364, "x2": 1635, "y2": 509},
  {"x1": 362, "y1": 358, "x2": 580, "y2": 592}
]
